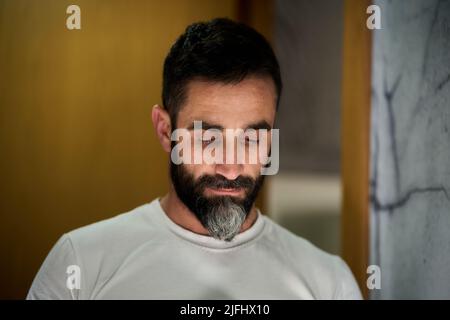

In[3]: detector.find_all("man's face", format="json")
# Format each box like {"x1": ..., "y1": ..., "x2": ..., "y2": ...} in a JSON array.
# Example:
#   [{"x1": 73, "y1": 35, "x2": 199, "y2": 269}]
[{"x1": 170, "y1": 76, "x2": 277, "y2": 241}]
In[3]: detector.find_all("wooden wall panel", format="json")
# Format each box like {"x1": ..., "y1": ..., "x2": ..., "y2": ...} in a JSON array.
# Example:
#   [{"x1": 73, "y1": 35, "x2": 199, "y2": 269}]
[{"x1": 340, "y1": 0, "x2": 372, "y2": 299}]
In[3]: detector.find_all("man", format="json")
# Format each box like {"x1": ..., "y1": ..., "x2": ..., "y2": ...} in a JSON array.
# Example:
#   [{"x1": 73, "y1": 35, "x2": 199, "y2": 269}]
[{"x1": 27, "y1": 18, "x2": 362, "y2": 300}]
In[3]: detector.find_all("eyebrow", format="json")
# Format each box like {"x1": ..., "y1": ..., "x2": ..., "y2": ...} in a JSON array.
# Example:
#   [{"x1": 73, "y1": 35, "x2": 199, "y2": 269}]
[
  {"x1": 245, "y1": 120, "x2": 272, "y2": 131},
  {"x1": 186, "y1": 120, "x2": 272, "y2": 131}
]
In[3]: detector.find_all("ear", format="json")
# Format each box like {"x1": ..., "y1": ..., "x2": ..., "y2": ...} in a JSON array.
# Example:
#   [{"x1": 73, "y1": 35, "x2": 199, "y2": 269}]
[{"x1": 151, "y1": 105, "x2": 172, "y2": 153}]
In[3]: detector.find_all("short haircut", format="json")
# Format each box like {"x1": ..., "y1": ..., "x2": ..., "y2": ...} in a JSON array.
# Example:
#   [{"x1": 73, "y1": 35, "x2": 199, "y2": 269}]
[{"x1": 162, "y1": 17, "x2": 282, "y2": 126}]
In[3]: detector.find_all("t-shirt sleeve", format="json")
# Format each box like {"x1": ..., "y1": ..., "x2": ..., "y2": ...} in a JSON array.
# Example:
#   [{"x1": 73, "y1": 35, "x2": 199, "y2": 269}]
[
  {"x1": 27, "y1": 234, "x2": 81, "y2": 300},
  {"x1": 333, "y1": 256, "x2": 363, "y2": 300}
]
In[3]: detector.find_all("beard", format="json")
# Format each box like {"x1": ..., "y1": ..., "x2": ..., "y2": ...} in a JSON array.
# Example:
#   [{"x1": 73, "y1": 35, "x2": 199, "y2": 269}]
[{"x1": 170, "y1": 162, "x2": 264, "y2": 241}]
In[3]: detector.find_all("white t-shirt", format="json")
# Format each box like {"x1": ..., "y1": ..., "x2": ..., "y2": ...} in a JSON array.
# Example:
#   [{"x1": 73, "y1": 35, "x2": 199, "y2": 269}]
[{"x1": 27, "y1": 198, "x2": 362, "y2": 300}]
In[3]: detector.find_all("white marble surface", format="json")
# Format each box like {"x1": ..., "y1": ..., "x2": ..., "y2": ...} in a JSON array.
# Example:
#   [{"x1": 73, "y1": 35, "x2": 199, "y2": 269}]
[{"x1": 370, "y1": 0, "x2": 450, "y2": 299}]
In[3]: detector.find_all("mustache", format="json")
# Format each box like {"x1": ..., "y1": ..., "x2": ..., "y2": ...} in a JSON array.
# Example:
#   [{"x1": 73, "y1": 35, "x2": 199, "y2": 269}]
[{"x1": 196, "y1": 175, "x2": 255, "y2": 191}]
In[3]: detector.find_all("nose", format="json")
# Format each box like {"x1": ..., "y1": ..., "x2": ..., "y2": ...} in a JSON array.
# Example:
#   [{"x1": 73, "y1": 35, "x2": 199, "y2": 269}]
[
  {"x1": 214, "y1": 163, "x2": 243, "y2": 181},
  {"x1": 212, "y1": 131, "x2": 245, "y2": 180}
]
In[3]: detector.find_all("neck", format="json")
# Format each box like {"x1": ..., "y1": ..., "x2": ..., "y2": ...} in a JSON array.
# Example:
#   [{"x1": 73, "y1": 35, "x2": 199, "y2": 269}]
[{"x1": 159, "y1": 185, "x2": 259, "y2": 237}]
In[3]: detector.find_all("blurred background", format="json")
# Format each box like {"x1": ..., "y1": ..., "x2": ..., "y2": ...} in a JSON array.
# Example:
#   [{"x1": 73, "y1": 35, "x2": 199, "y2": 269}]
[{"x1": 3, "y1": 0, "x2": 448, "y2": 300}]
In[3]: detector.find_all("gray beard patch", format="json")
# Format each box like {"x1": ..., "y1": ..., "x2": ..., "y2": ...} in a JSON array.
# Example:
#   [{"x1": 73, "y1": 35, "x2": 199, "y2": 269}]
[{"x1": 201, "y1": 197, "x2": 247, "y2": 241}]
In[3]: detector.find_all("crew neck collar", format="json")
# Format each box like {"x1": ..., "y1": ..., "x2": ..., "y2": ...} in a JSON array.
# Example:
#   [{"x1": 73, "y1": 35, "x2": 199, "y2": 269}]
[{"x1": 150, "y1": 198, "x2": 266, "y2": 250}]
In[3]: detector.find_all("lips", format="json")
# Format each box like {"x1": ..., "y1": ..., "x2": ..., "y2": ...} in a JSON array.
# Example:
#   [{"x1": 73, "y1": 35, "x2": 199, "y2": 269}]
[{"x1": 206, "y1": 187, "x2": 244, "y2": 196}]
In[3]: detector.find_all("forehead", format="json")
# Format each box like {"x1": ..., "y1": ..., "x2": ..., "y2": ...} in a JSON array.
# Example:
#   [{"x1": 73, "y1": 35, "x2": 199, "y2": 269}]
[{"x1": 177, "y1": 76, "x2": 277, "y2": 128}]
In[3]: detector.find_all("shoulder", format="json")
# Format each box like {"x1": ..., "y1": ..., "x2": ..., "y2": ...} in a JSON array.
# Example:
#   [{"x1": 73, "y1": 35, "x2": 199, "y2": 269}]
[
  {"x1": 65, "y1": 201, "x2": 165, "y2": 296},
  {"x1": 66, "y1": 201, "x2": 161, "y2": 251},
  {"x1": 261, "y1": 215, "x2": 339, "y2": 267},
  {"x1": 28, "y1": 200, "x2": 164, "y2": 300},
  {"x1": 261, "y1": 215, "x2": 363, "y2": 299}
]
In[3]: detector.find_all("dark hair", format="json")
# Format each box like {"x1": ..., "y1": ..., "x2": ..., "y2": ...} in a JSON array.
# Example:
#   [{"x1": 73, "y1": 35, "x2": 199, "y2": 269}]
[{"x1": 162, "y1": 17, "x2": 282, "y2": 126}]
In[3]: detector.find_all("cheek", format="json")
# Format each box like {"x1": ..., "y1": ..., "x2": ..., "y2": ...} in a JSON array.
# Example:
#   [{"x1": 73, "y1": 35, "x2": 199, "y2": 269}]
[{"x1": 243, "y1": 164, "x2": 262, "y2": 179}]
